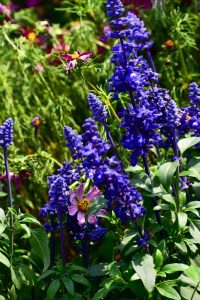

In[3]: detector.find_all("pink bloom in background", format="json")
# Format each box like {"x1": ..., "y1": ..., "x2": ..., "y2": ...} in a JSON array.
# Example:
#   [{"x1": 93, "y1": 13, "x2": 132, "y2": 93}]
[
  {"x1": 61, "y1": 51, "x2": 93, "y2": 72},
  {"x1": 0, "y1": 3, "x2": 11, "y2": 18},
  {"x1": 88, "y1": 209, "x2": 107, "y2": 224},
  {"x1": 54, "y1": 44, "x2": 70, "y2": 52},
  {"x1": 35, "y1": 64, "x2": 44, "y2": 72},
  {"x1": 68, "y1": 184, "x2": 100, "y2": 224}
]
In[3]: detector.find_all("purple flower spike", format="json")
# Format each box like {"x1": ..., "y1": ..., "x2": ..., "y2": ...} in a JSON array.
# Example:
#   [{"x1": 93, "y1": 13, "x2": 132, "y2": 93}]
[
  {"x1": 88, "y1": 93, "x2": 108, "y2": 122},
  {"x1": 0, "y1": 118, "x2": 13, "y2": 148},
  {"x1": 189, "y1": 82, "x2": 200, "y2": 106}
]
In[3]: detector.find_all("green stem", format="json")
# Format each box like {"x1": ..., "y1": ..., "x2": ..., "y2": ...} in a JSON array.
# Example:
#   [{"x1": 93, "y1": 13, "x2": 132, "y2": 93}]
[
  {"x1": 177, "y1": 40, "x2": 188, "y2": 81},
  {"x1": 191, "y1": 281, "x2": 200, "y2": 300},
  {"x1": 3, "y1": 147, "x2": 14, "y2": 260}
]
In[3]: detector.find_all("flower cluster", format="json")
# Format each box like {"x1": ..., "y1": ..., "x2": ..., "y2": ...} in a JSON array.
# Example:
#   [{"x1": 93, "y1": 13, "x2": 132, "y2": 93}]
[
  {"x1": 179, "y1": 82, "x2": 200, "y2": 138},
  {"x1": 88, "y1": 93, "x2": 108, "y2": 123},
  {"x1": 0, "y1": 118, "x2": 13, "y2": 148}
]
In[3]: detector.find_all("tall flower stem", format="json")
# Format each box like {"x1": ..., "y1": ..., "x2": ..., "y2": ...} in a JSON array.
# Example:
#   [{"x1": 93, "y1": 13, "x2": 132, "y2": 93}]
[
  {"x1": 146, "y1": 49, "x2": 157, "y2": 74},
  {"x1": 172, "y1": 129, "x2": 180, "y2": 212},
  {"x1": 3, "y1": 147, "x2": 14, "y2": 258},
  {"x1": 57, "y1": 208, "x2": 66, "y2": 266},
  {"x1": 142, "y1": 153, "x2": 161, "y2": 225},
  {"x1": 103, "y1": 122, "x2": 121, "y2": 161}
]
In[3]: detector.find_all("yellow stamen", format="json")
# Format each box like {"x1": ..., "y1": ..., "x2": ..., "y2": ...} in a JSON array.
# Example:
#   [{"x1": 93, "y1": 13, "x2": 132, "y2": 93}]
[
  {"x1": 186, "y1": 115, "x2": 191, "y2": 121},
  {"x1": 27, "y1": 32, "x2": 36, "y2": 41},
  {"x1": 71, "y1": 52, "x2": 80, "y2": 59},
  {"x1": 78, "y1": 198, "x2": 90, "y2": 212}
]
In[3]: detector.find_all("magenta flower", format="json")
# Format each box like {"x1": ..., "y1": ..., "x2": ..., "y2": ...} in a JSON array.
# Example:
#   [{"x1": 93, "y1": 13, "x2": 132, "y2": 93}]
[
  {"x1": 61, "y1": 51, "x2": 93, "y2": 72},
  {"x1": 68, "y1": 183, "x2": 100, "y2": 224}
]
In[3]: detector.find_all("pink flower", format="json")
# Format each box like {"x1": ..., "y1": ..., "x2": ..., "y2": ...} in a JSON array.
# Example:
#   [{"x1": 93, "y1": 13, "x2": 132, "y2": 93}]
[
  {"x1": 35, "y1": 64, "x2": 44, "y2": 72},
  {"x1": 68, "y1": 183, "x2": 100, "y2": 224},
  {"x1": 61, "y1": 51, "x2": 93, "y2": 72},
  {"x1": 54, "y1": 44, "x2": 70, "y2": 52},
  {"x1": 0, "y1": 3, "x2": 11, "y2": 18}
]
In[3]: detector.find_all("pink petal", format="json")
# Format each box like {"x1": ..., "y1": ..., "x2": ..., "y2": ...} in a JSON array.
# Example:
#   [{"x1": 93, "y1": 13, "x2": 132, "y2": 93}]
[
  {"x1": 61, "y1": 54, "x2": 73, "y2": 61},
  {"x1": 78, "y1": 52, "x2": 93, "y2": 62},
  {"x1": 97, "y1": 209, "x2": 107, "y2": 216},
  {"x1": 69, "y1": 191, "x2": 76, "y2": 204},
  {"x1": 88, "y1": 214, "x2": 97, "y2": 225},
  {"x1": 66, "y1": 60, "x2": 76, "y2": 72},
  {"x1": 68, "y1": 205, "x2": 78, "y2": 216},
  {"x1": 86, "y1": 186, "x2": 100, "y2": 202},
  {"x1": 76, "y1": 183, "x2": 84, "y2": 201},
  {"x1": 77, "y1": 211, "x2": 85, "y2": 224}
]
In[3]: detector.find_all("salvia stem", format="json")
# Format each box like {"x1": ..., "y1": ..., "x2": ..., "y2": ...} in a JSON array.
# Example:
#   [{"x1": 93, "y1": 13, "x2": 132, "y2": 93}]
[
  {"x1": 3, "y1": 147, "x2": 14, "y2": 257},
  {"x1": 142, "y1": 153, "x2": 161, "y2": 225},
  {"x1": 57, "y1": 208, "x2": 66, "y2": 266},
  {"x1": 172, "y1": 129, "x2": 180, "y2": 212},
  {"x1": 103, "y1": 122, "x2": 121, "y2": 161}
]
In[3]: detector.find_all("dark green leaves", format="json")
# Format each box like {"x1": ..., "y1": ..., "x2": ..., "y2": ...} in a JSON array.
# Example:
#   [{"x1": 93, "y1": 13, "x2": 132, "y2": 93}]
[{"x1": 159, "y1": 160, "x2": 179, "y2": 190}]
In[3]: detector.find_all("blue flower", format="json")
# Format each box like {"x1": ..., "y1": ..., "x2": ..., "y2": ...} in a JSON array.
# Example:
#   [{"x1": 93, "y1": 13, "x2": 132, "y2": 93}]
[
  {"x1": 0, "y1": 118, "x2": 13, "y2": 148},
  {"x1": 88, "y1": 93, "x2": 107, "y2": 122},
  {"x1": 64, "y1": 126, "x2": 83, "y2": 159},
  {"x1": 106, "y1": 0, "x2": 125, "y2": 19},
  {"x1": 189, "y1": 82, "x2": 200, "y2": 106}
]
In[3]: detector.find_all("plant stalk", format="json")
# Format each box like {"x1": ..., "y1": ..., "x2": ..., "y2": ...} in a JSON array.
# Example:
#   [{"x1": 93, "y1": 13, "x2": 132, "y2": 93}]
[
  {"x1": 57, "y1": 208, "x2": 66, "y2": 266},
  {"x1": 3, "y1": 147, "x2": 14, "y2": 258}
]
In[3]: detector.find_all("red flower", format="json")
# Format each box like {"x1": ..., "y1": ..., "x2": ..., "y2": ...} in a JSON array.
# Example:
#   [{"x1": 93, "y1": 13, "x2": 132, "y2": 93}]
[{"x1": 61, "y1": 51, "x2": 93, "y2": 72}]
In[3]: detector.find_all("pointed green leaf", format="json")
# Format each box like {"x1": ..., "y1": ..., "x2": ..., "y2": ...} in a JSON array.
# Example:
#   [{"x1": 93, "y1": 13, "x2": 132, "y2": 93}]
[
  {"x1": 72, "y1": 274, "x2": 90, "y2": 286},
  {"x1": 131, "y1": 254, "x2": 156, "y2": 293},
  {"x1": 177, "y1": 212, "x2": 188, "y2": 229},
  {"x1": 184, "y1": 265, "x2": 200, "y2": 282},
  {"x1": 0, "y1": 208, "x2": 5, "y2": 223},
  {"x1": 156, "y1": 283, "x2": 181, "y2": 300},
  {"x1": 63, "y1": 278, "x2": 74, "y2": 296},
  {"x1": 0, "y1": 252, "x2": 10, "y2": 268},
  {"x1": 178, "y1": 137, "x2": 200, "y2": 155},
  {"x1": 30, "y1": 228, "x2": 50, "y2": 271},
  {"x1": 45, "y1": 279, "x2": 60, "y2": 300},
  {"x1": 161, "y1": 263, "x2": 188, "y2": 274},
  {"x1": 159, "y1": 160, "x2": 179, "y2": 190},
  {"x1": 189, "y1": 222, "x2": 200, "y2": 244}
]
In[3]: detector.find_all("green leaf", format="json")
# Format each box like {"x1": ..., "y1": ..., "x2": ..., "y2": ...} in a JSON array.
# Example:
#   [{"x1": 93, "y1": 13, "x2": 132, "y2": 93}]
[
  {"x1": 11, "y1": 267, "x2": 21, "y2": 290},
  {"x1": 63, "y1": 278, "x2": 74, "y2": 296},
  {"x1": 131, "y1": 253, "x2": 156, "y2": 293},
  {"x1": 178, "y1": 137, "x2": 200, "y2": 155},
  {"x1": 87, "y1": 264, "x2": 108, "y2": 277},
  {"x1": 45, "y1": 279, "x2": 60, "y2": 300},
  {"x1": 187, "y1": 167, "x2": 200, "y2": 181},
  {"x1": 180, "y1": 286, "x2": 200, "y2": 300},
  {"x1": 161, "y1": 263, "x2": 188, "y2": 274},
  {"x1": 92, "y1": 288, "x2": 110, "y2": 300},
  {"x1": 119, "y1": 230, "x2": 137, "y2": 251},
  {"x1": 72, "y1": 274, "x2": 90, "y2": 286},
  {"x1": 184, "y1": 265, "x2": 200, "y2": 282},
  {"x1": 159, "y1": 160, "x2": 179, "y2": 190},
  {"x1": 29, "y1": 228, "x2": 50, "y2": 271},
  {"x1": 177, "y1": 212, "x2": 188, "y2": 229},
  {"x1": 0, "y1": 252, "x2": 10, "y2": 268},
  {"x1": 37, "y1": 270, "x2": 55, "y2": 282},
  {"x1": 153, "y1": 249, "x2": 163, "y2": 268},
  {"x1": 175, "y1": 241, "x2": 188, "y2": 254},
  {"x1": 189, "y1": 222, "x2": 200, "y2": 244},
  {"x1": 0, "y1": 208, "x2": 5, "y2": 223},
  {"x1": 0, "y1": 192, "x2": 7, "y2": 197},
  {"x1": 156, "y1": 283, "x2": 181, "y2": 300},
  {"x1": 186, "y1": 201, "x2": 200, "y2": 209}
]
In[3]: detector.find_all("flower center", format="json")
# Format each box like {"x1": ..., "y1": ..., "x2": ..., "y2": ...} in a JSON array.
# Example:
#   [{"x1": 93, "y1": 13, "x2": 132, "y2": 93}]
[
  {"x1": 27, "y1": 32, "x2": 36, "y2": 41},
  {"x1": 78, "y1": 198, "x2": 90, "y2": 212},
  {"x1": 186, "y1": 115, "x2": 192, "y2": 121},
  {"x1": 71, "y1": 52, "x2": 80, "y2": 59}
]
